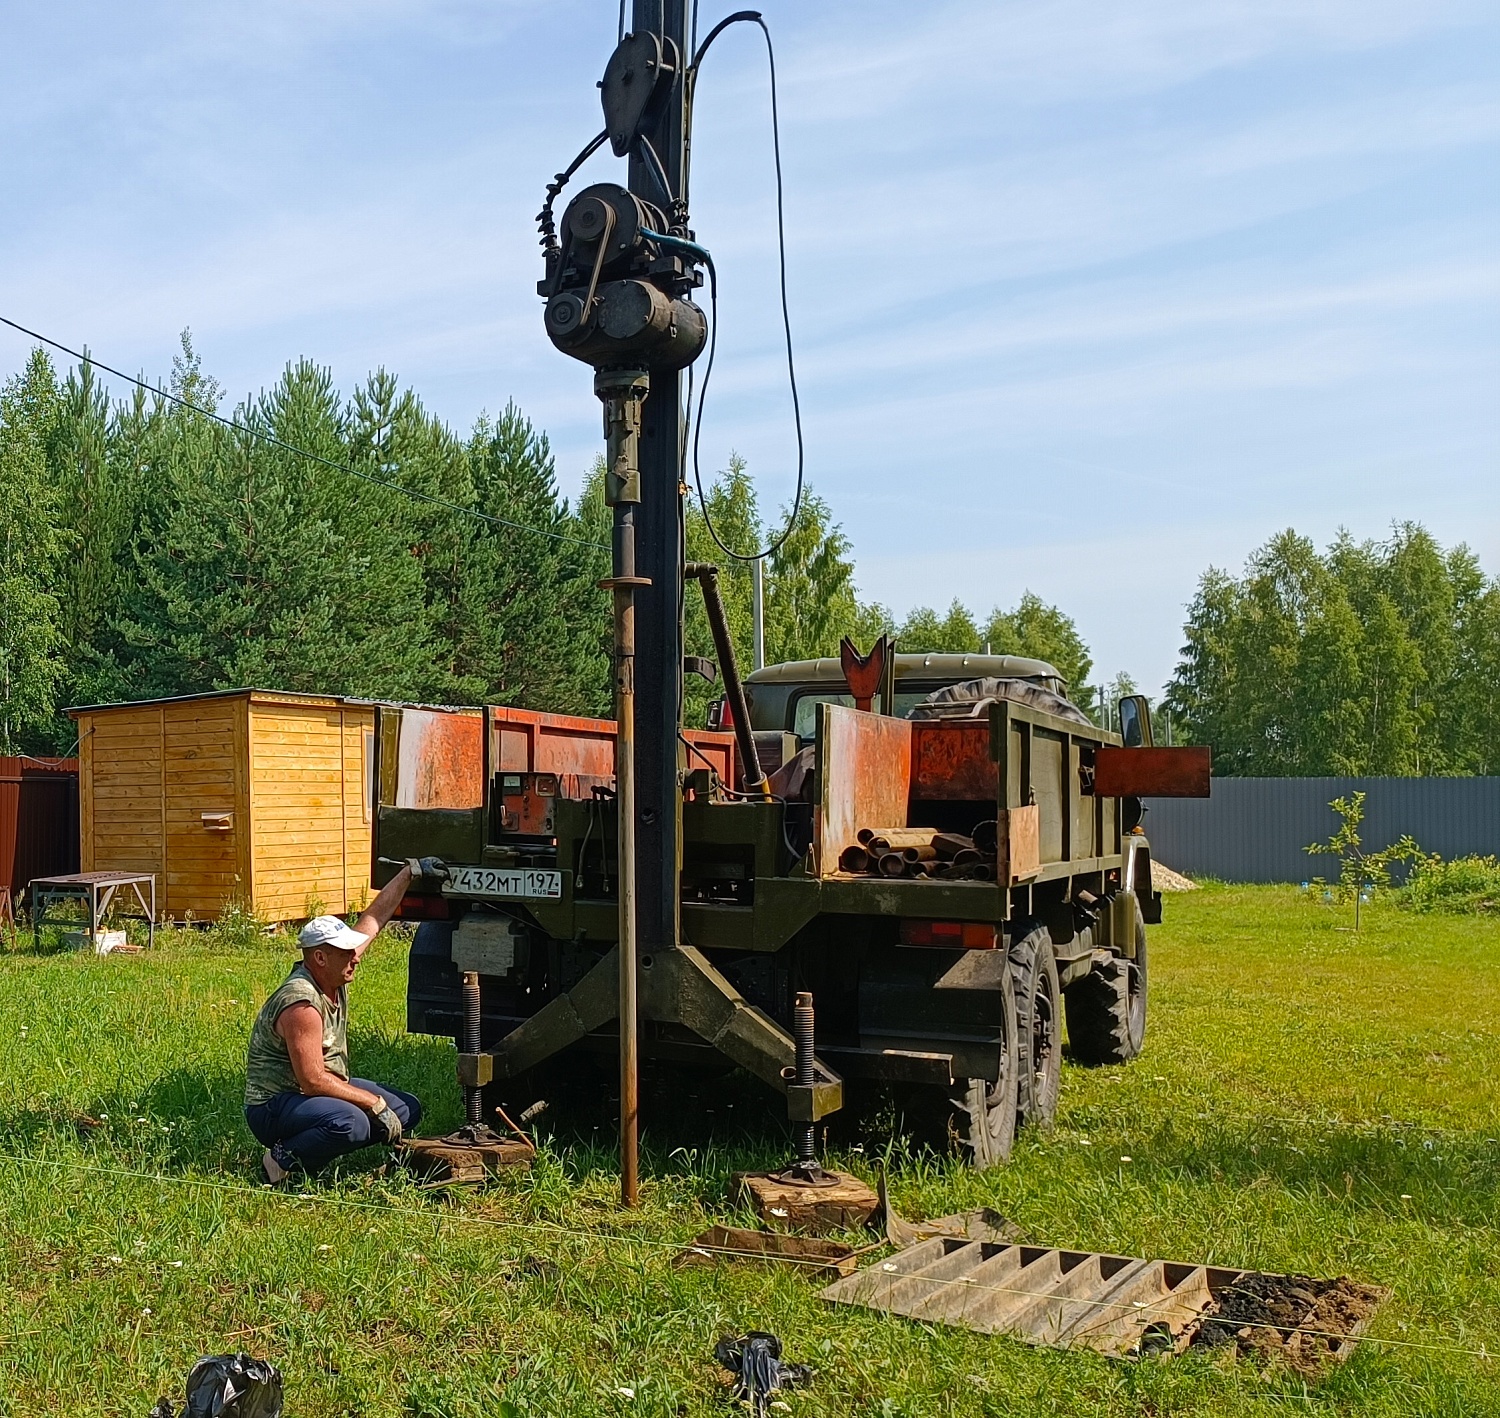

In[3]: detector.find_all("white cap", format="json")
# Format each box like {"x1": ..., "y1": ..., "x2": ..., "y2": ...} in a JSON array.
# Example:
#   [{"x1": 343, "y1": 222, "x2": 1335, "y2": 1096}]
[{"x1": 299, "y1": 915, "x2": 366, "y2": 952}]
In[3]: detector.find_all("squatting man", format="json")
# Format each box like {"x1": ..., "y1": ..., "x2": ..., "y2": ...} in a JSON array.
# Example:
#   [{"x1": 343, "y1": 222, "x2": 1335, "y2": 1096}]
[{"x1": 244, "y1": 857, "x2": 446, "y2": 1183}]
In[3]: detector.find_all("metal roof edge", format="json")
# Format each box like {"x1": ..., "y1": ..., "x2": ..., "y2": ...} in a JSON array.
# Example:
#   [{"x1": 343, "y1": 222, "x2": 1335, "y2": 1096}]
[{"x1": 67, "y1": 688, "x2": 484, "y2": 716}]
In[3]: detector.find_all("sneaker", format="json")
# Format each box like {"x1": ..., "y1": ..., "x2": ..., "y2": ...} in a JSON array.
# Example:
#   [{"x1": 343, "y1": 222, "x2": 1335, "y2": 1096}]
[{"x1": 260, "y1": 1142, "x2": 295, "y2": 1185}]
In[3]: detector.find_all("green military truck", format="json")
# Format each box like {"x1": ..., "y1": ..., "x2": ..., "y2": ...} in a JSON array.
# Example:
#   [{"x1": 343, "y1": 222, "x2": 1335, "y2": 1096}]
[{"x1": 385, "y1": 653, "x2": 1203, "y2": 1166}]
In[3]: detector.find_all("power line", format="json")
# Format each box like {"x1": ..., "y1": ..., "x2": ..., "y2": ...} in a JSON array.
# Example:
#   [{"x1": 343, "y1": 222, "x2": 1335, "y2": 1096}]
[
  {"x1": 687, "y1": 13, "x2": 807, "y2": 563},
  {"x1": 0, "y1": 316, "x2": 608, "y2": 552}
]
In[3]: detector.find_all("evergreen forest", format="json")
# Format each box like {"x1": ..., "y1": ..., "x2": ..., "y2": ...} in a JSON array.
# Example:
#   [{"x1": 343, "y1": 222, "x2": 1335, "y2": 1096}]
[
  {"x1": 4, "y1": 342, "x2": 1496, "y2": 774},
  {"x1": 0, "y1": 341, "x2": 1086, "y2": 755}
]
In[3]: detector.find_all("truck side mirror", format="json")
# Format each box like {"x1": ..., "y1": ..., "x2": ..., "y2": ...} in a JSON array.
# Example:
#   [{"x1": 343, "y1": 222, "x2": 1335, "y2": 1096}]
[{"x1": 1117, "y1": 694, "x2": 1154, "y2": 748}]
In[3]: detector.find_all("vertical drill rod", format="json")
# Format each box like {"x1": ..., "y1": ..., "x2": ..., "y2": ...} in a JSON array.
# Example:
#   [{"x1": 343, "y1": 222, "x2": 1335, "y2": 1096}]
[{"x1": 599, "y1": 368, "x2": 650, "y2": 1208}]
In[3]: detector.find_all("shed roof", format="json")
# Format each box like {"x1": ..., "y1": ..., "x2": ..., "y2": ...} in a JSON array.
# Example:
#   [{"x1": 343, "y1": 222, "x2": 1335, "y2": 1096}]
[{"x1": 66, "y1": 688, "x2": 481, "y2": 717}]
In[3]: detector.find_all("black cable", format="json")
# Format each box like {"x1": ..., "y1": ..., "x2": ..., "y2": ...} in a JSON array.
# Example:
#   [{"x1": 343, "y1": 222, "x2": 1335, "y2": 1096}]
[
  {"x1": 0, "y1": 316, "x2": 608, "y2": 552},
  {"x1": 686, "y1": 13, "x2": 804, "y2": 563},
  {"x1": 537, "y1": 128, "x2": 611, "y2": 262},
  {"x1": 634, "y1": 134, "x2": 676, "y2": 209}
]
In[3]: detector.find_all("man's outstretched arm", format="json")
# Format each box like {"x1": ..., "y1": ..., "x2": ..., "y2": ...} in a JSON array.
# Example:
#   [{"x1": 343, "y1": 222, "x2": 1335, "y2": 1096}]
[{"x1": 350, "y1": 864, "x2": 413, "y2": 955}]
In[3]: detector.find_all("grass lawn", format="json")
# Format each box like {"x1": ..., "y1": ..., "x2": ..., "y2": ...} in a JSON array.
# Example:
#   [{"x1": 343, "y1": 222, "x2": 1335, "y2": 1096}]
[{"x1": 1, "y1": 883, "x2": 1498, "y2": 1416}]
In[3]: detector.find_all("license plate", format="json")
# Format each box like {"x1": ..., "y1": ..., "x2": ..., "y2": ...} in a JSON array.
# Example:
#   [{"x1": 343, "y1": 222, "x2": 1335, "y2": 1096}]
[{"x1": 443, "y1": 866, "x2": 563, "y2": 901}]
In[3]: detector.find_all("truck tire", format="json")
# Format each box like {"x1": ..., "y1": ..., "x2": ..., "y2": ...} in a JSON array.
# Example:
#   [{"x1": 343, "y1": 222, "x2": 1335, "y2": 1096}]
[
  {"x1": 1009, "y1": 923, "x2": 1061, "y2": 1129},
  {"x1": 955, "y1": 962, "x2": 1021, "y2": 1168},
  {"x1": 1065, "y1": 916, "x2": 1148, "y2": 1066}
]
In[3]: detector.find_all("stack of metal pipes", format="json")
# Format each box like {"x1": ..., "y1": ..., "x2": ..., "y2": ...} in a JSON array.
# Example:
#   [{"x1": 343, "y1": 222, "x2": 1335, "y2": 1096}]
[{"x1": 837, "y1": 822, "x2": 999, "y2": 880}]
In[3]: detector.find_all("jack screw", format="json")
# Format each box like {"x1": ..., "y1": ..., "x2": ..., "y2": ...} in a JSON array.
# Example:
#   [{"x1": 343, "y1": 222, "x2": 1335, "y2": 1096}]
[
  {"x1": 794, "y1": 991, "x2": 818, "y2": 1171},
  {"x1": 462, "y1": 971, "x2": 484, "y2": 1125}
]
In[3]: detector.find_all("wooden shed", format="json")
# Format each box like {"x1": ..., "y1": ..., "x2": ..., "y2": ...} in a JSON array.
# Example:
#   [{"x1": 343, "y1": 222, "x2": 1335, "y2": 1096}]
[{"x1": 69, "y1": 690, "x2": 379, "y2": 923}]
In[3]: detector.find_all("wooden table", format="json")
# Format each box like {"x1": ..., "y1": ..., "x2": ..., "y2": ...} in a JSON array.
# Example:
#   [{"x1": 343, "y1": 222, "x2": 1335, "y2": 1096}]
[{"x1": 30, "y1": 871, "x2": 156, "y2": 951}]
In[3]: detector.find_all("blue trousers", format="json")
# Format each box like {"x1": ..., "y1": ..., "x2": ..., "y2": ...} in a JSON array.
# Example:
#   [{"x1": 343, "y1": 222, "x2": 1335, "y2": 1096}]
[{"x1": 244, "y1": 1079, "x2": 422, "y2": 1171}]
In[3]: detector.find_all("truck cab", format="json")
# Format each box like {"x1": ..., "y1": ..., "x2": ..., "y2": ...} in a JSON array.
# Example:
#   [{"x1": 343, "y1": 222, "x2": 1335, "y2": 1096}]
[{"x1": 744, "y1": 652, "x2": 1071, "y2": 744}]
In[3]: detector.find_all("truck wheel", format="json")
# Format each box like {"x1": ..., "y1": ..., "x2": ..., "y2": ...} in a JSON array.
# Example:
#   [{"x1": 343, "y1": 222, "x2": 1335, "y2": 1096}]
[
  {"x1": 1009, "y1": 924, "x2": 1060, "y2": 1129},
  {"x1": 954, "y1": 963, "x2": 1021, "y2": 1168},
  {"x1": 1065, "y1": 917, "x2": 1148, "y2": 1065}
]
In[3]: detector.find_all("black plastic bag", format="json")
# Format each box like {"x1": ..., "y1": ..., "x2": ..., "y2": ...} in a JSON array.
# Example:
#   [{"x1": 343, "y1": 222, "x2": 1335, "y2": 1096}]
[
  {"x1": 150, "y1": 1353, "x2": 284, "y2": 1418},
  {"x1": 715, "y1": 1332, "x2": 812, "y2": 1415}
]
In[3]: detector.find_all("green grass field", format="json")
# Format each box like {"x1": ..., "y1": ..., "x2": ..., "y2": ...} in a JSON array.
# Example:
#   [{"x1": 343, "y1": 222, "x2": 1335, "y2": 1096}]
[{"x1": 2, "y1": 884, "x2": 1498, "y2": 1416}]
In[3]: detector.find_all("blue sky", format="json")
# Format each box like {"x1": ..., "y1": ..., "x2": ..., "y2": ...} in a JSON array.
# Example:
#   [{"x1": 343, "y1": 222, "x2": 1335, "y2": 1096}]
[{"x1": 2, "y1": 0, "x2": 1496, "y2": 694}]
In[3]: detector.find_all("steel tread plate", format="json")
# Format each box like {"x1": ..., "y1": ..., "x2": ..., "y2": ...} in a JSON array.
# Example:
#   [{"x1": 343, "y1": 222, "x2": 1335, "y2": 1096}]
[{"x1": 823, "y1": 1241, "x2": 1222, "y2": 1356}]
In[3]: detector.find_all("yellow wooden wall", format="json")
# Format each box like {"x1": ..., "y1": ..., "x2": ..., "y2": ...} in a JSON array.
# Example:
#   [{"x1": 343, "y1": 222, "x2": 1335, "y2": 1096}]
[
  {"x1": 78, "y1": 697, "x2": 248, "y2": 919},
  {"x1": 77, "y1": 692, "x2": 374, "y2": 923},
  {"x1": 247, "y1": 698, "x2": 374, "y2": 922}
]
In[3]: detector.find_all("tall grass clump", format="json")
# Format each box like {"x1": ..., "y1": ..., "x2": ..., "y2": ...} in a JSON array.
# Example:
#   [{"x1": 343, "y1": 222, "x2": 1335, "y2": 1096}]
[{"x1": 1402, "y1": 854, "x2": 1500, "y2": 915}]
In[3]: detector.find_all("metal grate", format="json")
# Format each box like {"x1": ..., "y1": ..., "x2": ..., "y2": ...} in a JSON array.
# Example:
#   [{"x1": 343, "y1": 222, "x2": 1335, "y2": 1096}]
[{"x1": 821, "y1": 1239, "x2": 1385, "y2": 1360}]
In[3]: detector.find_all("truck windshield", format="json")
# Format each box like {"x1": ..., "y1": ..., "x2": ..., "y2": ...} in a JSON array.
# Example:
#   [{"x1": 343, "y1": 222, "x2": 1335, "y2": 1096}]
[{"x1": 791, "y1": 690, "x2": 933, "y2": 740}]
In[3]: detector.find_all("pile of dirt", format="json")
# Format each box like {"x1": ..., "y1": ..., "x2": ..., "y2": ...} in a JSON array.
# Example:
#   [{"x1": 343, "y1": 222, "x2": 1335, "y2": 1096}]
[
  {"x1": 1192, "y1": 1272, "x2": 1387, "y2": 1375},
  {"x1": 1151, "y1": 861, "x2": 1198, "y2": 892}
]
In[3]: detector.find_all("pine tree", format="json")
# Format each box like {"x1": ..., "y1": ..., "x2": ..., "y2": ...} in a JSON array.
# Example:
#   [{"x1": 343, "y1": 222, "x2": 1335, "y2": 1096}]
[{"x1": 0, "y1": 350, "x2": 66, "y2": 752}]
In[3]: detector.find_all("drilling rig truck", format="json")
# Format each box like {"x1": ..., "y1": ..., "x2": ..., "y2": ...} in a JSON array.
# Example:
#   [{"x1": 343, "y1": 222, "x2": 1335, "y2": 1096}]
[{"x1": 375, "y1": 2, "x2": 1211, "y2": 1186}]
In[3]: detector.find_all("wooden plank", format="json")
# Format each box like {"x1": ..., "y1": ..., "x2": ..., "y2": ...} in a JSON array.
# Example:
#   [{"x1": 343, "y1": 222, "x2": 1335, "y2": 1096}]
[
  {"x1": 78, "y1": 715, "x2": 95, "y2": 872},
  {"x1": 235, "y1": 695, "x2": 253, "y2": 913},
  {"x1": 158, "y1": 706, "x2": 168, "y2": 903},
  {"x1": 255, "y1": 823, "x2": 339, "y2": 835}
]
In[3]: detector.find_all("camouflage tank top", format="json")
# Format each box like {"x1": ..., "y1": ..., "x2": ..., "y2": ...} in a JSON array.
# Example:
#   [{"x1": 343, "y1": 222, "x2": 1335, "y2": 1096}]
[{"x1": 244, "y1": 963, "x2": 349, "y2": 1106}]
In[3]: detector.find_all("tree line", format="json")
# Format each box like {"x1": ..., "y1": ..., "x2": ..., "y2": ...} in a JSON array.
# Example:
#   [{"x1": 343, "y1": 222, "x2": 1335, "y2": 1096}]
[
  {"x1": 7, "y1": 342, "x2": 1493, "y2": 774},
  {"x1": 0, "y1": 340, "x2": 1092, "y2": 754},
  {"x1": 1165, "y1": 525, "x2": 1500, "y2": 775}
]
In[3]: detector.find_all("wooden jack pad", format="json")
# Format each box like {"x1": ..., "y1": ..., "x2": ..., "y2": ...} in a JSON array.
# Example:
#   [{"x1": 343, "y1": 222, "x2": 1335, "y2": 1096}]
[
  {"x1": 736, "y1": 1170, "x2": 879, "y2": 1234},
  {"x1": 398, "y1": 1130, "x2": 534, "y2": 1185}
]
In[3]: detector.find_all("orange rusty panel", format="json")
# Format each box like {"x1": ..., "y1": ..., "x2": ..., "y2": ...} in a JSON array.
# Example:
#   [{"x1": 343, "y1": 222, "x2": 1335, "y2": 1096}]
[
  {"x1": 1095, "y1": 746, "x2": 1212, "y2": 798},
  {"x1": 910, "y1": 721, "x2": 996, "y2": 801},
  {"x1": 394, "y1": 709, "x2": 485, "y2": 809},
  {"x1": 486, "y1": 708, "x2": 736, "y2": 789},
  {"x1": 490, "y1": 707, "x2": 617, "y2": 779},
  {"x1": 815, "y1": 705, "x2": 913, "y2": 878},
  {"x1": 683, "y1": 730, "x2": 735, "y2": 786}
]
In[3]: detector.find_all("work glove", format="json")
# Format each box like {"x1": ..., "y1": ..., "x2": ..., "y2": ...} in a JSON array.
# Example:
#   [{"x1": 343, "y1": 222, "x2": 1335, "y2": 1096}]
[
  {"x1": 405, "y1": 856, "x2": 448, "y2": 883},
  {"x1": 368, "y1": 1097, "x2": 404, "y2": 1144}
]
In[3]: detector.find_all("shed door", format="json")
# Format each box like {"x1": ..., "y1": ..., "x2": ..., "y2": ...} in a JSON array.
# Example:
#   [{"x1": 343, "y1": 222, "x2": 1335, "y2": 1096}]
[{"x1": 163, "y1": 700, "x2": 242, "y2": 918}]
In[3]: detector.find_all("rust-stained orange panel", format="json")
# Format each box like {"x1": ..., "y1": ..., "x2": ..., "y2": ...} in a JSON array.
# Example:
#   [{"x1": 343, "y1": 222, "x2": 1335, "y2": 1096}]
[
  {"x1": 682, "y1": 729, "x2": 735, "y2": 787},
  {"x1": 491, "y1": 706, "x2": 616, "y2": 779},
  {"x1": 910, "y1": 721, "x2": 996, "y2": 801},
  {"x1": 1095, "y1": 746, "x2": 1212, "y2": 798},
  {"x1": 396, "y1": 709, "x2": 484, "y2": 809},
  {"x1": 487, "y1": 706, "x2": 735, "y2": 792},
  {"x1": 815, "y1": 705, "x2": 913, "y2": 878}
]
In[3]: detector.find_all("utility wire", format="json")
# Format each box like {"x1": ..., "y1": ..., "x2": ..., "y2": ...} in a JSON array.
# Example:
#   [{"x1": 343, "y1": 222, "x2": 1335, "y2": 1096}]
[
  {"x1": 0, "y1": 1149, "x2": 1482, "y2": 1360},
  {"x1": 687, "y1": 12, "x2": 805, "y2": 563},
  {"x1": 0, "y1": 316, "x2": 608, "y2": 552}
]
